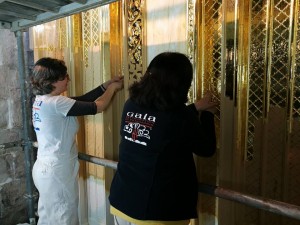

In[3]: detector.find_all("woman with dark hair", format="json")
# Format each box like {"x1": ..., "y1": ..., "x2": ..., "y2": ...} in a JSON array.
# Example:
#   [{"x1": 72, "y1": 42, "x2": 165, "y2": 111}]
[
  {"x1": 109, "y1": 52, "x2": 218, "y2": 225},
  {"x1": 31, "y1": 57, "x2": 123, "y2": 225}
]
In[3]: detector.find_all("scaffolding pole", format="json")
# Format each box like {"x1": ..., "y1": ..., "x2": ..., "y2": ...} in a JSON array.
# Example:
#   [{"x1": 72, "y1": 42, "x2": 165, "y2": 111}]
[
  {"x1": 78, "y1": 152, "x2": 300, "y2": 221},
  {"x1": 16, "y1": 30, "x2": 36, "y2": 225}
]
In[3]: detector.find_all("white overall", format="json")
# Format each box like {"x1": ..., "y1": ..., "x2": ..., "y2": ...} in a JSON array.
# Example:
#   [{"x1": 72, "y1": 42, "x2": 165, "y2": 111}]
[
  {"x1": 32, "y1": 156, "x2": 79, "y2": 225},
  {"x1": 32, "y1": 94, "x2": 79, "y2": 225}
]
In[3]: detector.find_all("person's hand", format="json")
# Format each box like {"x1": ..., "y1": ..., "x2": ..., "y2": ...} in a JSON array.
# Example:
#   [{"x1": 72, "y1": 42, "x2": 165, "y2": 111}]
[
  {"x1": 103, "y1": 76, "x2": 124, "y2": 89},
  {"x1": 194, "y1": 92, "x2": 219, "y2": 113},
  {"x1": 107, "y1": 78, "x2": 124, "y2": 92}
]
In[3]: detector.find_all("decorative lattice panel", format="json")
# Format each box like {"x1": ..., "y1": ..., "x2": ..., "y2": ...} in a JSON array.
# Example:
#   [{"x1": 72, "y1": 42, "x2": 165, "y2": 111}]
[
  {"x1": 203, "y1": 0, "x2": 222, "y2": 113},
  {"x1": 192, "y1": 0, "x2": 300, "y2": 224},
  {"x1": 82, "y1": 10, "x2": 91, "y2": 68},
  {"x1": 81, "y1": 6, "x2": 111, "y2": 178},
  {"x1": 245, "y1": 0, "x2": 299, "y2": 224},
  {"x1": 248, "y1": 0, "x2": 266, "y2": 161}
]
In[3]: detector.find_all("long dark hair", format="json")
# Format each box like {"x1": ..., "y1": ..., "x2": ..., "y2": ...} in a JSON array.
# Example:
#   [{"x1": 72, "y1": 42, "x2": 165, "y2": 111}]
[
  {"x1": 129, "y1": 52, "x2": 193, "y2": 111},
  {"x1": 31, "y1": 57, "x2": 67, "y2": 95}
]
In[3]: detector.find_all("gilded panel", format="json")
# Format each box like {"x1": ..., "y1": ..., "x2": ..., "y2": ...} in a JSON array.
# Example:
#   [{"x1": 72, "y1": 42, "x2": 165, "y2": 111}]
[
  {"x1": 127, "y1": 0, "x2": 144, "y2": 85},
  {"x1": 194, "y1": 0, "x2": 222, "y2": 224}
]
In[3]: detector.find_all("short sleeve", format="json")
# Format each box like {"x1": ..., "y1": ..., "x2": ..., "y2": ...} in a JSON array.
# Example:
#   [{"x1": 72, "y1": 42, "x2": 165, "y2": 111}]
[{"x1": 54, "y1": 95, "x2": 76, "y2": 116}]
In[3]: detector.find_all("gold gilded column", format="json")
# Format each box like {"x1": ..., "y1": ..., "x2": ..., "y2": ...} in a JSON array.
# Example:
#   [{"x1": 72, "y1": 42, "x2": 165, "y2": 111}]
[
  {"x1": 193, "y1": 0, "x2": 222, "y2": 224},
  {"x1": 126, "y1": 0, "x2": 146, "y2": 89}
]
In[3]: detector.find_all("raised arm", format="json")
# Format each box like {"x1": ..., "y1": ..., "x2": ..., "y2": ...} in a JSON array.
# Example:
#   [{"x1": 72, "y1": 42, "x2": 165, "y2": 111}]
[
  {"x1": 185, "y1": 93, "x2": 219, "y2": 157},
  {"x1": 95, "y1": 79, "x2": 123, "y2": 113},
  {"x1": 71, "y1": 76, "x2": 124, "y2": 102},
  {"x1": 67, "y1": 77, "x2": 123, "y2": 116}
]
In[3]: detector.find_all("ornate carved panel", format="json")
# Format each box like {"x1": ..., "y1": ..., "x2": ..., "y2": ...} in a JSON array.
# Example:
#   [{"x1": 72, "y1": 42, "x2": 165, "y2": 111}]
[{"x1": 127, "y1": 0, "x2": 144, "y2": 84}]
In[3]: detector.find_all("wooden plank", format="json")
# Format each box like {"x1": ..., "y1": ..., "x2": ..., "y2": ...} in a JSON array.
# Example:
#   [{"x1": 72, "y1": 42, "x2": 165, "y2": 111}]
[
  {"x1": 6, "y1": 0, "x2": 59, "y2": 12},
  {"x1": 0, "y1": 8, "x2": 36, "y2": 20},
  {"x1": 11, "y1": 0, "x2": 119, "y2": 31},
  {"x1": 70, "y1": 0, "x2": 88, "y2": 4},
  {"x1": 0, "y1": 21, "x2": 10, "y2": 29}
]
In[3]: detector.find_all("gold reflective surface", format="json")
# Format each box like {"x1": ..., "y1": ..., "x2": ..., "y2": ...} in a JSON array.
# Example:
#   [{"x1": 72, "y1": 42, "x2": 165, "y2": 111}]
[
  {"x1": 194, "y1": 0, "x2": 300, "y2": 224},
  {"x1": 31, "y1": 0, "x2": 300, "y2": 224}
]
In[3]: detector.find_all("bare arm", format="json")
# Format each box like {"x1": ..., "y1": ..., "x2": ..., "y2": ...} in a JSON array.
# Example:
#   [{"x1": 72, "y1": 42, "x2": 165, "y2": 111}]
[
  {"x1": 71, "y1": 76, "x2": 123, "y2": 102},
  {"x1": 193, "y1": 92, "x2": 219, "y2": 113}
]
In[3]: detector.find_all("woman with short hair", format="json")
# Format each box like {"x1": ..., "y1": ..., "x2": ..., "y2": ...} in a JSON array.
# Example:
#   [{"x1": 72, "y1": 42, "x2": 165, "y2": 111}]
[{"x1": 31, "y1": 57, "x2": 123, "y2": 225}]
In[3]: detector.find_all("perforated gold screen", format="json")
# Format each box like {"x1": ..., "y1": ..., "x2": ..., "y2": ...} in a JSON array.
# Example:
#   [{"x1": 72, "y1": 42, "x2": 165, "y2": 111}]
[{"x1": 194, "y1": 0, "x2": 300, "y2": 224}]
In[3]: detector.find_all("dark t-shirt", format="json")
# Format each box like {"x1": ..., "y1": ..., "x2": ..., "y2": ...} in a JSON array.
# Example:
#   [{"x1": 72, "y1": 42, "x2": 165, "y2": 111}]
[{"x1": 109, "y1": 99, "x2": 216, "y2": 221}]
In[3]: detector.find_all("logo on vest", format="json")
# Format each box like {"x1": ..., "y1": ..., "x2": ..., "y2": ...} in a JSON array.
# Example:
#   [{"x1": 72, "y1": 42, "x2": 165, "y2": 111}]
[{"x1": 123, "y1": 112, "x2": 156, "y2": 146}]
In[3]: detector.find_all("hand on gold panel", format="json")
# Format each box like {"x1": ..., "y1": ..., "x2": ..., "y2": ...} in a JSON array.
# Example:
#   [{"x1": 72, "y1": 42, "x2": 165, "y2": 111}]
[
  {"x1": 103, "y1": 76, "x2": 124, "y2": 90},
  {"x1": 110, "y1": 79, "x2": 124, "y2": 92},
  {"x1": 194, "y1": 92, "x2": 219, "y2": 114}
]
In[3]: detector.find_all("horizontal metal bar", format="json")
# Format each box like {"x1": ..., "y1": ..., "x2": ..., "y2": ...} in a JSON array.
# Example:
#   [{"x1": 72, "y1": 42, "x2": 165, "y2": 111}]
[
  {"x1": 78, "y1": 152, "x2": 118, "y2": 170},
  {"x1": 198, "y1": 183, "x2": 300, "y2": 220},
  {"x1": 78, "y1": 152, "x2": 300, "y2": 221}
]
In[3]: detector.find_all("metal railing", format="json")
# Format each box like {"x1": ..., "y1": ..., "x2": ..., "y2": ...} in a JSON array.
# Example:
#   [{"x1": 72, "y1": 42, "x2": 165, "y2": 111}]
[{"x1": 78, "y1": 152, "x2": 300, "y2": 221}]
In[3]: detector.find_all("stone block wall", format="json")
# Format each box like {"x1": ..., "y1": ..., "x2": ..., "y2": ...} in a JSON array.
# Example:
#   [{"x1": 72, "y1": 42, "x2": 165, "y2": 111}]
[{"x1": 0, "y1": 29, "x2": 28, "y2": 225}]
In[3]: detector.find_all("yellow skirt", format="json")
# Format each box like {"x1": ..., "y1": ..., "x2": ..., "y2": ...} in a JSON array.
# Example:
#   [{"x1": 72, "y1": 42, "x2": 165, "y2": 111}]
[{"x1": 110, "y1": 206, "x2": 190, "y2": 225}]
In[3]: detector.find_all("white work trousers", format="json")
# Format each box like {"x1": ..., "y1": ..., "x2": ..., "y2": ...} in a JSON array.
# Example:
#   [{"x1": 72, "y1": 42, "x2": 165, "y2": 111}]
[{"x1": 32, "y1": 157, "x2": 80, "y2": 225}]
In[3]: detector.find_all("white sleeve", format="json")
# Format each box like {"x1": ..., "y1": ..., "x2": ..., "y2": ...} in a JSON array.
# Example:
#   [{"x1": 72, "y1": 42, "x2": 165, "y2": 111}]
[{"x1": 54, "y1": 95, "x2": 76, "y2": 116}]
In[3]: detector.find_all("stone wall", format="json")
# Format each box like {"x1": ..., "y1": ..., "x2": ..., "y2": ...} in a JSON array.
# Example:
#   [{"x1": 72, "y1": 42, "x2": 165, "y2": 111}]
[{"x1": 0, "y1": 29, "x2": 28, "y2": 225}]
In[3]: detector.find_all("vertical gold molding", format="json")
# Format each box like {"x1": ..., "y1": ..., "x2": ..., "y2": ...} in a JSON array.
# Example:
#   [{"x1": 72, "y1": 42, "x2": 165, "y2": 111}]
[
  {"x1": 103, "y1": 3, "x2": 125, "y2": 224},
  {"x1": 283, "y1": 0, "x2": 299, "y2": 215},
  {"x1": 264, "y1": 0, "x2": 273, "y2": 120},
  {"x1": 197, "y1": 0, "x2": 205, "y2": 100},
  {"x1": 70, "y1": 14, "x2": 86, "y2": 178},
  {"x1": 187, "y1": 0, "x2": 196, "y2": 64},
  {"x1": 234, "y1": 0, "x2": 252, "y2": 223},
  {"x1": 110, "y1": 3, "x2": 123, "y2": 80},
  {"x1": 187, "y1": 2, "x2": 197, "y2": 225},
  {"x1": 235, "y1": 0, "x2": 252, "y2": 163},
  {"x1": 260, "y1": 3, "x2": 273, "y2": 223},
  {"x1": 195, "y1": 0, "x2": 222, "y2": 224},
  {"x1": 106, "y1": 1, "x2": 124, "y2": 160},
  {"x1": 187, "y1": 0, "x2": 197, "y2": 103},
  {"x1": 286, "y1": 0, "x2": 298, "y2": 133}
]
